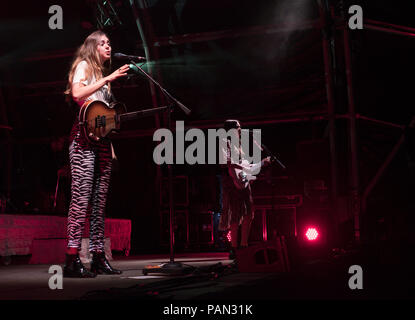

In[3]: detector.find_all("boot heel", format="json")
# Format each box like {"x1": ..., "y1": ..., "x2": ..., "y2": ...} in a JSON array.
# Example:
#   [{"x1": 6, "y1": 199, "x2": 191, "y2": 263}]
[
  {"x1": 90, "y1": 252, "x2": 122, "y2": 275},
  {"x1": 63, "y1": 253, "x2": 96, "y2": 278}
]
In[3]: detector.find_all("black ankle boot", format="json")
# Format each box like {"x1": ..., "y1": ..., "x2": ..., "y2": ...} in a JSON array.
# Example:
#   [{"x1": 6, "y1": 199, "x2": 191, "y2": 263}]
[
  {"x1": 90, "y1": 252, "x2": 122, "y2": 275},
  {"x1": 63, "y1": 253, "x2": 96, "y2": 278}
]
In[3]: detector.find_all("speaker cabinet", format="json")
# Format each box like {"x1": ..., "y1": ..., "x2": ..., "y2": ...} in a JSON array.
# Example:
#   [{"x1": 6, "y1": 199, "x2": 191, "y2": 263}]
[
  {"x1": 249, "y1": 207, "x2": 297, "y2": 243},
  {"x1": 236, "y1": 237, "x2": 290, "y2": 273},
  {"x1": 160, "y1": 210, "x2": 189, "y2": 247},
  {"x1": 189, "y1": 211, "x2": 214, "y2": 245}
]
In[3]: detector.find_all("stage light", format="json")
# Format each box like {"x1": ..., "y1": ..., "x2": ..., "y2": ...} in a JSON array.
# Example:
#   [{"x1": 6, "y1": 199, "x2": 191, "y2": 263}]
[
  {"x1": 226, "y1": 230, "x2": 232, "y2": 242},
  {"x1": 305, "y1": 227, "x2": 319, "y2": 241}
]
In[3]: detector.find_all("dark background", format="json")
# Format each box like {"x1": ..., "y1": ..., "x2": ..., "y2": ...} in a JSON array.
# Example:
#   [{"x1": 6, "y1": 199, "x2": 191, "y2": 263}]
[{"x1": 1, "y1": 0, "x2": 415, "y2": 254}]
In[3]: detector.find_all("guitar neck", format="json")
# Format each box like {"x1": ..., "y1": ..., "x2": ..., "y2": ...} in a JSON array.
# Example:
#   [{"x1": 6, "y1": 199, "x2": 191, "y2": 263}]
[{"x1": 119, "y1": 106, "x2": 169, "y2": 122}]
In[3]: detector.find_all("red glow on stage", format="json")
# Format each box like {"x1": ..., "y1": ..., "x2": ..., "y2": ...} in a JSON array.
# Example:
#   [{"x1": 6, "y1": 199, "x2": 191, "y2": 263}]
[{"x1": 305, "y1": 227, "x2": 319, "y2": 241}]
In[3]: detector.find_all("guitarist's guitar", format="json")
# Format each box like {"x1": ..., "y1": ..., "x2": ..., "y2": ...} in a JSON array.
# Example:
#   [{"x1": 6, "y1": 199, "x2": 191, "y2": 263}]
[
  {"x1": 79, "y1": 100, "x2": 168, "y2": 143},
  {"x1": 231, "y1": 158, "x2": 270, "y2": 190}
]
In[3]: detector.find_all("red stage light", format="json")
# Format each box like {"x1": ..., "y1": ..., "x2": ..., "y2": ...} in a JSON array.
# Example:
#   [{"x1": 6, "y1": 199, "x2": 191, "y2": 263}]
[
  {"x1": 305, "y1": 227, "x2": 319, "y2": 241},
  {"x1": 226, "y1": 230, "x2": 232, "y2": 242}
]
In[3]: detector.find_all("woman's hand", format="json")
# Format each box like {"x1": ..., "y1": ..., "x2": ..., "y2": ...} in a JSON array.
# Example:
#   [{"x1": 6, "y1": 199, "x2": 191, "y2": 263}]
[
  {"x1": 263, "y1": 156, "x2": 272, "y2": 167},
  {"x1": 72, "y1": 65, "x2": 130, "y2": 102},
  {"x1": 105, "y1": 64, "x2": 130, "y2": 83}
]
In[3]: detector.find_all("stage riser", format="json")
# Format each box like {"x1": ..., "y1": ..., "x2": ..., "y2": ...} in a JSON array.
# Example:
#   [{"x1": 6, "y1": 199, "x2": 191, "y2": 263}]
[
  {"x1": 29, "y1": 238, "x2": 112, "y2": 264},
  {"x1": 0, "y1": 214, "x2": 131, "y2": 257}
]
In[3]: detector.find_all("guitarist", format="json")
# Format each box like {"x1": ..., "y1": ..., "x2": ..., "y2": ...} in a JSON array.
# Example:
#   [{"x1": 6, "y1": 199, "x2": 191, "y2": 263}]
[
  {"x1": 63, "y1": 30, "x2": 129, "y2": 277},
  {"x1": 218, "y1": 120, "x2": 271, "y2": 259}
]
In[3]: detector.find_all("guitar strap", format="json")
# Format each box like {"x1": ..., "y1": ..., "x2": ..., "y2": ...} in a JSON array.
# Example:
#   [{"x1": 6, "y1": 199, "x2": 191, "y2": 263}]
[
  {"x1": 110, "y1": 142, "x2": 117, "y2": 161},
  {"x1": 109, "y1": 92, "x2": 118, "y2": 161}
]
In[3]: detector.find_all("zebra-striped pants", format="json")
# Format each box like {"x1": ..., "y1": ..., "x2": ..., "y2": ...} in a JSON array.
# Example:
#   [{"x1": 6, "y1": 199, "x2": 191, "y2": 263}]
[{"x1": 67, "y1": 131, "x2": 112, "y2": 252}]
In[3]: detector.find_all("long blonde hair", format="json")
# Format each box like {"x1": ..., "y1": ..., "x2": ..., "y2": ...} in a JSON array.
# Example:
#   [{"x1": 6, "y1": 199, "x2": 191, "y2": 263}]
[{"x1": 65, "y1": 30, "x2": 111, "y2": 100}]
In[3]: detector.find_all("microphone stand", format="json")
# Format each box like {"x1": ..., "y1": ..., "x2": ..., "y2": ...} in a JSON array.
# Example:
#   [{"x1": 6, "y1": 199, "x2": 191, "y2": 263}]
[
  {"x1": 251, "y1": 133, "x2": 287, "y2": 170},
  {"x1": 258, "y1": 141, "x2": 287, "y2": 242},
  {"x1": 261, "y1": 143, "x2": 287, "y2": 170},
  {"x1": 128, "y1": 61, "x2": 194, "y2": 276}
]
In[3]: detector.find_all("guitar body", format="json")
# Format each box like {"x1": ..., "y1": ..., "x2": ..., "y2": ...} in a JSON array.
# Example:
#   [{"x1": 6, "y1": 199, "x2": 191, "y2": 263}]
[
  {"x1": 79, "y1": 100, "x2": 126, "y2": 143},
  {"x1": 232, "y1": 159, "x2": 257, "y2": 190}
]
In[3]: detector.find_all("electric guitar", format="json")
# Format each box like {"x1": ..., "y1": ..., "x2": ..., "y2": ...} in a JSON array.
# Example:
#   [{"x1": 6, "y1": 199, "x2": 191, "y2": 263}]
[
  {"x1": 231, "y1": 157, "x2": 271, "y2": 190},
  {"x1": 79, "y1": 100, "x2": 168, "y2": 143}
]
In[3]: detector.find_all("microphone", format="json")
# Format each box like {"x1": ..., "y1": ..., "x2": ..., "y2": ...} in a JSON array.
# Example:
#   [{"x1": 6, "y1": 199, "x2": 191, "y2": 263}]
[{"x1": 113, "y1": 52, "x2": 146, "y2": 61}]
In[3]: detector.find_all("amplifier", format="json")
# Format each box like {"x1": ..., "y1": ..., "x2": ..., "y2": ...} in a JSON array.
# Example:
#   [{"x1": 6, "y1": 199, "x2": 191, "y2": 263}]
[{"x1": 253, "y1": 194, "x2": 303, "y2": 208}]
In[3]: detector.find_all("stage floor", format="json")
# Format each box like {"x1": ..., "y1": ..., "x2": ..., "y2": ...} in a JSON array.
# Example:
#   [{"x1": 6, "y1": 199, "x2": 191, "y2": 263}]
[
  {"x1": 1, "y1": 250, "x2": 414, "y2": 301},
  {"x1": 0, "y1": 252, "x2": 236, "y2": 300}
]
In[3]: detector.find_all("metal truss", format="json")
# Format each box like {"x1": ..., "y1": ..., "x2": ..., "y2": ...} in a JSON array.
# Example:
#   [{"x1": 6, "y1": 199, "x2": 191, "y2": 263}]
[{"x1": 94, "y1": 0, "x2": 122, "y2": 30}]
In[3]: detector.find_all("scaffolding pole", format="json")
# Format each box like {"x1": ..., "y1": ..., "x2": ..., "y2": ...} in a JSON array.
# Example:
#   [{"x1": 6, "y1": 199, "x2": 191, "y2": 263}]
[
  {"x1": 341, "y1": 8, "x2": 361, "y2": 243},
  {"x1": 0, "y1": 86, "x2": 12, "y2": 212},
  {"x1": 318, "y1": 0, "x2": 340, "y2": 243}
]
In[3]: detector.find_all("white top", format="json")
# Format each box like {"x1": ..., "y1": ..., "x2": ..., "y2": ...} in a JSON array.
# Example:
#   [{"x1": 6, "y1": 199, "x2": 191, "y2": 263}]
[
  {"x1": 220, "y1": 138, "x2": 263, "y2": 176},
  {"x1": 220, "y1": 138, "x2": 243, "y2": 165},
  {"x1": 72, "y1": 60, "x2": 111, "y2": 107}
]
